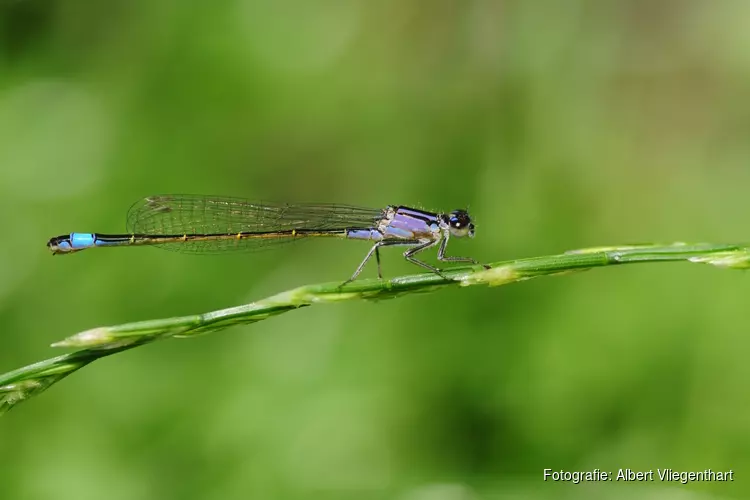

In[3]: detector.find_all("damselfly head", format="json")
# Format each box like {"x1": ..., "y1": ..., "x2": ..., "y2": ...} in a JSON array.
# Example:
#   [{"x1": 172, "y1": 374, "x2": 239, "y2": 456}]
[{"x1": 447, "y1": 209, "x2": 475, "y2": 238}]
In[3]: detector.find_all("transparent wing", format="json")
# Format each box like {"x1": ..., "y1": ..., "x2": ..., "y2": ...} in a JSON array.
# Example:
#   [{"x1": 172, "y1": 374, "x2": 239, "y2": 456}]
[{"x1": 125, "y1": 195, "x2": 386, "y2": 254}]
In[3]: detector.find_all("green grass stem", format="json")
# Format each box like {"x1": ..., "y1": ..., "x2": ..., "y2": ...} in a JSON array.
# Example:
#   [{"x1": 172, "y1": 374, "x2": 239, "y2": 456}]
[{"x1": 2, "y1": 242, "x2": 748, "y2": 415}]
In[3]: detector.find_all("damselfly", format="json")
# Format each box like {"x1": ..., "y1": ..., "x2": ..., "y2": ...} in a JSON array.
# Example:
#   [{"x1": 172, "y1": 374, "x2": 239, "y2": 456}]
[{"x1": 47, "y1": 195, "x2": 487, "y2": 283}]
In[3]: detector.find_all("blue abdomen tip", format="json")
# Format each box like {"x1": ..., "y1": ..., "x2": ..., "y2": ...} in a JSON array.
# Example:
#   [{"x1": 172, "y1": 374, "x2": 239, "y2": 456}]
[{"x1": 70, "y1": 233, "x2": 96, "y2": 249}]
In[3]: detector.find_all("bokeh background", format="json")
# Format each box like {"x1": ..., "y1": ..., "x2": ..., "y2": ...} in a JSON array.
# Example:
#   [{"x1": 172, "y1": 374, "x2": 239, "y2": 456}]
[{"x1": 1, "y1": 1, "x2": 749, "y2": 498}]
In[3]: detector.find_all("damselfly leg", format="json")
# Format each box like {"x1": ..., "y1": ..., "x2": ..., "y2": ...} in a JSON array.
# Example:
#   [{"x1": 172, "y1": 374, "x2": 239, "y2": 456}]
[
  {"x1": 341, "y1": 239, "x2": 422, "y2": 286},
  {"x1": 403, "y1": 239, "x2": 447, "y2": 278},
  {"x1": 437, "y1": 233, "x2": 491, "y2": 269}
]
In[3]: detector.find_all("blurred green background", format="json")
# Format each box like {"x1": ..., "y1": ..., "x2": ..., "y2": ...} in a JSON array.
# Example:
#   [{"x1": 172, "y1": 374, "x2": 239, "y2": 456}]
[{"x1": 1, "y1": 1, "x2": 749, "y2": 498}]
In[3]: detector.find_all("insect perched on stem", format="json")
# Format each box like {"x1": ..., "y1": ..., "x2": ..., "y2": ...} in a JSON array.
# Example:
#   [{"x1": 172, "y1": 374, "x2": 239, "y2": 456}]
[{"x1": 47, "y1": 195, "x2": 487, "y2": 284}]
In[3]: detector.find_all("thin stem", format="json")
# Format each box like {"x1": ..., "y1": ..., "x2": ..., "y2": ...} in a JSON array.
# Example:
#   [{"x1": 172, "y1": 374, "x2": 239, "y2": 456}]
[{"x1": 2, "y1": 242, "x2": 748, "y2": 414}]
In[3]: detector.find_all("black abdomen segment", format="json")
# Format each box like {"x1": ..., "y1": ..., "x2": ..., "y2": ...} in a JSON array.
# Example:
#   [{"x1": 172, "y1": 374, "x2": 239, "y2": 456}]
[{"x1": 47, "y1": 229, "x2": 349, "y2": 254}]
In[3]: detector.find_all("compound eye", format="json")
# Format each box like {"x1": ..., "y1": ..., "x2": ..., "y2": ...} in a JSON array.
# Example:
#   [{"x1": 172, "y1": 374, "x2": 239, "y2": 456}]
[{"x1": 449, "y1": 209, "x2": 471, "y2": 228}]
